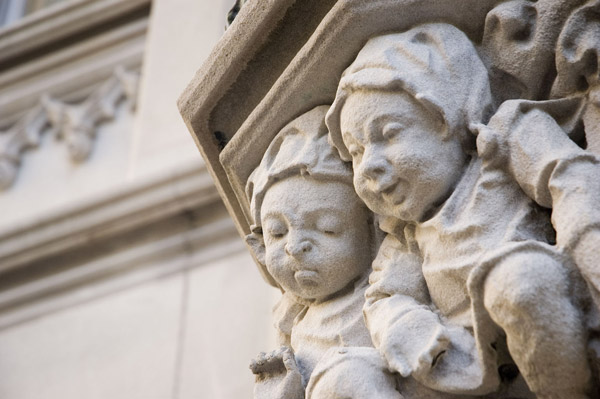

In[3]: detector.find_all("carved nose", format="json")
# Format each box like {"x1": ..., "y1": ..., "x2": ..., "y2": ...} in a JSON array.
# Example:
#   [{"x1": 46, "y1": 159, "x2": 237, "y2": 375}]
[
  {"x1": 485, "y1": 1, "x2": 536, "y2": 42},
  {"x1": 362, "y1": 157, "x2": 388, "y2": 181},
  {"x1": 285, "y1": 240, "x2": 312, "y2": 257}
]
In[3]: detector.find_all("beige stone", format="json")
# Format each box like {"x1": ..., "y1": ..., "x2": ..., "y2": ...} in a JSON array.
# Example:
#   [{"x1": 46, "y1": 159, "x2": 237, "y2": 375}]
[
  {"x1": 0, "y1": 274, "x2": 182, "y2": 399},
  {"x1": 180, "y1": 1, "x2": 600, "y2": 398}
]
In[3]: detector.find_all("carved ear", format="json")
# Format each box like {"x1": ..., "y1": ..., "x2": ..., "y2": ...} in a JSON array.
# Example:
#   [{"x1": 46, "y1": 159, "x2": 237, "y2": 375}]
[{"x1": 245, "y1": 231, "x2": 266, "y2": 265}]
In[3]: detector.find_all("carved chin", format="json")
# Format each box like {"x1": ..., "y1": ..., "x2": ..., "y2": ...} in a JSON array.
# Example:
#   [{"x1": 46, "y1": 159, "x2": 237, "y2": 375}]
[{"x1": 363, "y1": 196, "x2": 415, "y2": 222}]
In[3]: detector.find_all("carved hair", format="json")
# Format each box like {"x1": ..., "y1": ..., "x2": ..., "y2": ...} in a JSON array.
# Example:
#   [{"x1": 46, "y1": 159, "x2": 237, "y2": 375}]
[
  {"x1": 326, "y1": 23, "x2": 493, "y2": 161},
  {"x1": 246, "y1": 105, "x2": 354, "y2": 233}
]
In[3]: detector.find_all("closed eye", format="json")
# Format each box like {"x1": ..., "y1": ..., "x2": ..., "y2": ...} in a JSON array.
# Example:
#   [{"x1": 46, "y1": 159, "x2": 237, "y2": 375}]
[
  {"x1": 264, "y1": 219, "x2": 288, "y2": 239},
  {"x1": 316, "y1": 215, "x2": 343, "y2": 236},
  {"x1": 382, "y1": 122, "x2": 403, "y2": 140},
  {"x1": 343, "y1": 132, "x2": 364, "y2": 159}
]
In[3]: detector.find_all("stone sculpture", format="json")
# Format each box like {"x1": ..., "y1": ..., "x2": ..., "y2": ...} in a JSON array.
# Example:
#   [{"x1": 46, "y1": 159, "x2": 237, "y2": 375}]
[
  {"x1": 248, "y1": 13, "x2": 600, "y2": 399},
  {"x1": 326, "y1": 22, "x2": 594, "y2": 399},
  {"x1": 246, "y1": 107, "x2": 475, "y2": 399},
  {"x1": 245, "y1": 106, "x2": 377, "y2": 399},
  {"x1": 180, "y1": 0, "x2": 600, "y2": 397}
]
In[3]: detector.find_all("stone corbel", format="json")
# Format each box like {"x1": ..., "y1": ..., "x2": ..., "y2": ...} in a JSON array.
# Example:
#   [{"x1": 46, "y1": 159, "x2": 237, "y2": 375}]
[{"x1": 0, "y1": 67, "x2": 139, "y2": 190}]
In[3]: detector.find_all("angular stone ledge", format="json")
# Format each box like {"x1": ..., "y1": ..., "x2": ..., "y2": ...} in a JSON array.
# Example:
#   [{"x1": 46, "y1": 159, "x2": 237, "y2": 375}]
[{"x1": 0, "y1": 0, "x2": 150, "y2": 68}]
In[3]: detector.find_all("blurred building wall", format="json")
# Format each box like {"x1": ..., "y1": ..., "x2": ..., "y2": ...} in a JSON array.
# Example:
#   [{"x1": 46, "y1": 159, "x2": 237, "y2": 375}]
[{"x1": 0, "y1": 1, "x2": 278, "y2": 398}]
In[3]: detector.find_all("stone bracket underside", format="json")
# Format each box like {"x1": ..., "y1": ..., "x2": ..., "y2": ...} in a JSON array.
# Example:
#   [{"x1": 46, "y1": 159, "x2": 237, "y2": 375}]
[{"x1": 0, "y1": 66, "x2": 139, "y2": 190}]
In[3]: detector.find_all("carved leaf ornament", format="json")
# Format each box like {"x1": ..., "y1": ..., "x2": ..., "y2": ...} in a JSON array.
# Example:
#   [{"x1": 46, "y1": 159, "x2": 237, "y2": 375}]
[{"x1": 0, "y1": 66, "x2": 139, "y2": 190}]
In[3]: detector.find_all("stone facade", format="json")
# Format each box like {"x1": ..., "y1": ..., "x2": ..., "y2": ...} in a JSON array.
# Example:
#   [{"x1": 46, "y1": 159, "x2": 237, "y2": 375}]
[{"x1": 0, "y1": 1, "x2": 277, "y2": 398}]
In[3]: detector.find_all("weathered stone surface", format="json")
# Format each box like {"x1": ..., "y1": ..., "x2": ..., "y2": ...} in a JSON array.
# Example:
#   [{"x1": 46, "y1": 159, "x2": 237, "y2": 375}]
[{"x1": 180, "y1": 1, "x2": 600, "y2": 398}]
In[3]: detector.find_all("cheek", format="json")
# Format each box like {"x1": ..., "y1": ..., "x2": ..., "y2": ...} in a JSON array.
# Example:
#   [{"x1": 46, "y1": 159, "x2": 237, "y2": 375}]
[
  {"x1": 386, "y1": 147, "x2": 414, "y2": 172},
  {"x1": 353, "y1": 173, "x2": 366, "y2": 192},
  {"x1": 264, "y1": 245, "x2": 289, "y2": 277},
  {"x1": 353, "y1": 175, "x2": 384, "y2": 212},
  {"x1": 353, "y1": 174, "x2": 373, "y2": 200},
  {"x1": 331, "y1": 234, "x2": 370, "y2": 263}
]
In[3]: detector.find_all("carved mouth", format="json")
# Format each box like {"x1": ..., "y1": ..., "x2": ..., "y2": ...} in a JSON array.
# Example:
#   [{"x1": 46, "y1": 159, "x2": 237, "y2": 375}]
[
  {"x1": 380, "y1": 181, "x2": 405, "y2": 206},
  {"x1": 295, "y1": 270, "x2": 318, "y2": 285},
  {"x1": 380, "y1": 182, "x2": 396, "y2": 194}
]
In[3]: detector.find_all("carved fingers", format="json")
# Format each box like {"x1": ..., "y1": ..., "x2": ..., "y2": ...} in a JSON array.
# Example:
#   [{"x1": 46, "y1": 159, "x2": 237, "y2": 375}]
[
  {"x1": 250, "y1": 347, "x2": 291, "y2": 376},
  {"x1": 414, "y1": 325, "x2": 451, "y2": 375},
  {"x1": 280, "y1": 346, "x2": 300, "y2": 374},
  {"x1": 250, "y1": 347, "x2": 304, "y2": 399},
  {"x1": 378, "y1": 309, "x2": 449, "y2": 379},
  {"x1": 249, "y1": 346, "x2": 302, "y2": 383}
]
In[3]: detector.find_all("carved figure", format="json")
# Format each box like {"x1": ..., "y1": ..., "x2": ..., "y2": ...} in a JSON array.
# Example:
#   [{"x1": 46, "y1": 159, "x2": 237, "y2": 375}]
[
  {"x1": 245, "y1": 106, "x2": 386, "y2": 399},
  {"x1": 326, "y1": 23, "x2": 595, "y2": 399}
]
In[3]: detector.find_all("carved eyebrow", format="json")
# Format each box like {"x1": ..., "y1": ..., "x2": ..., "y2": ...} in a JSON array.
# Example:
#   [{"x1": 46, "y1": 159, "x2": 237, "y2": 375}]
[
  {"x1": 303, "y1": 207, "x2": 348, "y2": 220},
  {"x1": 261, "y1": 211, "x2": 287, "y2": 223}
]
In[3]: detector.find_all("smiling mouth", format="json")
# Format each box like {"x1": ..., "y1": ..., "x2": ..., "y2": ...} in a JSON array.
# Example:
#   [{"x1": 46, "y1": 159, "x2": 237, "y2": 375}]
[
  {"x1": 378, "y1": 181, "x2": 397, "y2": 195},
  {"x1": 379, "y1": 182, "x2": 405, "y2": 205}
]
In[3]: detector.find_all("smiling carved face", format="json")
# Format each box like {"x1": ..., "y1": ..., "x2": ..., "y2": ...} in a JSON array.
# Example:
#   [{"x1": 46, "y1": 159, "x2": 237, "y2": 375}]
[
  {"x1": 261, "y1": 176, "x2": 372, "y2": 301},
  {"x1": 340, "y1": 90, "x2": 468, "y2": 223}
]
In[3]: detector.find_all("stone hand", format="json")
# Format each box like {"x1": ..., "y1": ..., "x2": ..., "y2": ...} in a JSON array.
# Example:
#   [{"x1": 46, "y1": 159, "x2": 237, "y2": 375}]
[
  {"x1": 416, "y1": 325, "x2": 490, "y2": 395},
  {"x1": 250, "y1": 346, "x2": 304, "y2": 399},
  {"x1": 379, "y1": 311, "x2": 450, "y2": 379},
  {"x1": 381, "y1": 316, "x2": 489, "y2": 394}
]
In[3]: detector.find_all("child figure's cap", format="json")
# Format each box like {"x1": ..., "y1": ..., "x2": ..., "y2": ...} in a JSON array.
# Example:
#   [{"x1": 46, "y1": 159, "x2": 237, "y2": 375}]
[
  {"x1": 246, "y1": 105, "x2": 353, "y2": 232},
  {"x1": 326, "y1": 23, "x2": 492, "y2": 162}
]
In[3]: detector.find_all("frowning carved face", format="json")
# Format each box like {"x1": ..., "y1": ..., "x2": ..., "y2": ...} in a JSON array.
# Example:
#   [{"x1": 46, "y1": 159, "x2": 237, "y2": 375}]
[
  {"x1": 261, "y1": 176, "x2": 372, "y2": 301},
  {"x1": 340, "y1": 91, "x2": 468, "y2": 223}
]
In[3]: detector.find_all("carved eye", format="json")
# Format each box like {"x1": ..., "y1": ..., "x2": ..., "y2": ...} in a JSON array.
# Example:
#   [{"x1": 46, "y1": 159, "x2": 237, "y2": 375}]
[
  {"x1": 382, "y1": 122, "x2": 403, "y2": 140},
  {"x1": 265, "y1": 220, "x2": 287, "y2": 239},
  {"x1": 316, "y1": 216, "x2": 343, "y2": 236},
  {"x1": 270, "y1": 229, "x2": 287, "y2": 239}
]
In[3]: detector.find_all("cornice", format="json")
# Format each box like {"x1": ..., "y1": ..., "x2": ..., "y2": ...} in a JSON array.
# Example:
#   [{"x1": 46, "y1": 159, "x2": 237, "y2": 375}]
[
  {"x1": 0, "y1": 162, "x2": 220, "y2": 274},
  {"x1": 0, "y1": 18, "x2": 146, "y2": 96},
  {"x1": 0, "y1": 215, "x2": 242, "y2": 330},
  {"x1": 0, "y1": 0, "x2": 150, "y2": 67}
]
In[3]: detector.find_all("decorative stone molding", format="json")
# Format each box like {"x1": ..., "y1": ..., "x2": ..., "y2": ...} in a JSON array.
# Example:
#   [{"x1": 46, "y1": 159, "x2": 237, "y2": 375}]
[
  {"x1": 0, "y1": 162, "x2": 218, "y2": 273},
  {"x1": 0, "y1": 104, "x2": 46, "y2": 190},
  {"x1": 0, "y1": 161, "x2": 223, "y2": 329},
  {"x1": 0, "y1": 66, "x2": 139, "y2": 190},
  {"x1": 0, "y1": 0, "x2": 150, "y2": 65}
]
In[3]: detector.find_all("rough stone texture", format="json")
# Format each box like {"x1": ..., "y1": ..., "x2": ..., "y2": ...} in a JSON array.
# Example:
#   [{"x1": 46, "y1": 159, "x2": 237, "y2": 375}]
[{"x1": 180, "y1": 0, "x2": 600, "y2": 398}]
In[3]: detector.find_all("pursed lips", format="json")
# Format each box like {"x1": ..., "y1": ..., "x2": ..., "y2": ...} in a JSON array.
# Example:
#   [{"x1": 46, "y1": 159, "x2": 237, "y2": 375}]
[
  {"x1": 294, "y1": 270, "x2": 319, "y2": 286},
  {"x1": 288, "y1": 262, "x2": 318, "y2": 279}
]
